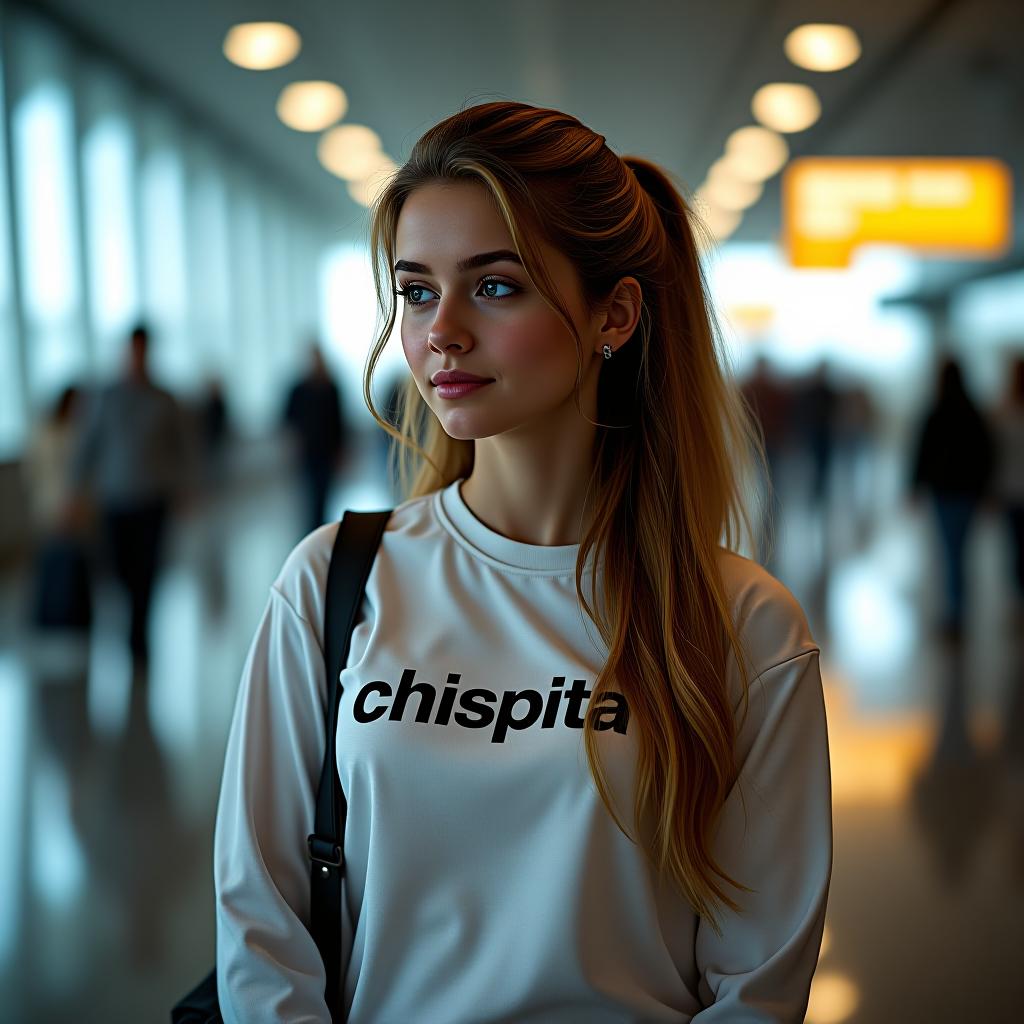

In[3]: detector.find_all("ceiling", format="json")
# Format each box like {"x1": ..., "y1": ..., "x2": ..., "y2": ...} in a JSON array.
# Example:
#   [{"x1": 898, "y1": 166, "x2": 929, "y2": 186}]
[{"x1": 27, "y1": 0, "x2": 1024, "y2": 292}]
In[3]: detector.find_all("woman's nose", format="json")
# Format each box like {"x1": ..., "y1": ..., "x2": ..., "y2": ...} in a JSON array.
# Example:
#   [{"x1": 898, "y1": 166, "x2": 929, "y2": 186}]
[{"x1": 427, "y1": 302, "x2": 473, "y2": 353}]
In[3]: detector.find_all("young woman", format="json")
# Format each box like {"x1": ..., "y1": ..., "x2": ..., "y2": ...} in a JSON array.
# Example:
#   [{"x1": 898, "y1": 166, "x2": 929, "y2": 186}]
[{"x1": 214, "y1": 101, "x2": 832, "y2": 1023}]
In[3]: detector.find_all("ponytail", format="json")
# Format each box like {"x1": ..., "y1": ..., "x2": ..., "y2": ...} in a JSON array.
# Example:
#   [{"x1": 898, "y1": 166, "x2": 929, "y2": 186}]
[
  {"x1": 622, "y1": 156, "x2": 693, "y2": 243},
  {"x1": 622, "y1": 155, "x2": 716, "y2": 262}
]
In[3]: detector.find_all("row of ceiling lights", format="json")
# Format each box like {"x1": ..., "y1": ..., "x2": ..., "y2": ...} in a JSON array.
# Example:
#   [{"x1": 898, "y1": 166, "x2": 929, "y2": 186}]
[
  {"x1": 221, "y1": 21, "x2": 860, "y2": 225},
  {"x1": 695, "y1": 23, "x2": 862, "y2": 244},
  {"x1": 222, "y1": 21, "x2": 396, "y2": 207}
]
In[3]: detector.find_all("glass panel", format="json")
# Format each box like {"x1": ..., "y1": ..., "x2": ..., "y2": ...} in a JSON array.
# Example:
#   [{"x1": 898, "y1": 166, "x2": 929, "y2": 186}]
[
  {"x1": 185, "y1": 142, "x2": 232, "y2": 378},
  {"x1": 82, "y1": 116, "x2": 139, "y2": 374},
  {"x1": 230, "y1": 177, "x2": 271, "y2": 432},
  {"x1": 80, "y1": 63, "x2": 140, "y2": 375},
  {"x1": 320, "y1": 240, "x2": 399, "y2": 423},
  {"x1": 139, "y1": 107, "x2": 190, "y2": 389},
  {"x1": 262, "y1": 202, "x2": 297, "y2": 384},
  {"x1": 0, "y1": 45, "x2": 25, "y2": 458},
  {"x1": 951, "y1": 270, "x2": 1024, "y2": 402},
  {"x1": 11, "y1": 71, "x2": 85, "y2": 403}
]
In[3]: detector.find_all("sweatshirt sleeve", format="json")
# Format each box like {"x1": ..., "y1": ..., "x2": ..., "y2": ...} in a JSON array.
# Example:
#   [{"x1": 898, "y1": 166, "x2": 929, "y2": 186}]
[
  {"x1": 692, "y1": 648, "x2": 833, "y2": 1022},
  {"x1": 214, "y1": 585, "x2": 332, "y2": 1024}
]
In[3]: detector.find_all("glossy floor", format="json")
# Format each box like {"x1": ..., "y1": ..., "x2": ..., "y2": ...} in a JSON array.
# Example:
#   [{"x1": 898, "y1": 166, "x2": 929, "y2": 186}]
[{"x1": 1, "y1": 447, "x2": 1021, "y2": 1023}]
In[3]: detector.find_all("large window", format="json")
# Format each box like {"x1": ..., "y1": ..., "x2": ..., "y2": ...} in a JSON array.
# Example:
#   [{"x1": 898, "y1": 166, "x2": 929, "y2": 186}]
[
  {"x1": 0, "y1": 50, "x2": 24, "y2": 459},
  {"x1": 0, "y1": 7, "x2": 329, "y2": 462},
  {"x1": 185, "y1": 141, "x2": 232, "y2": 379},
  {"x1": 10, "y1": 17, "x2": 85, "y2": 409},
  {"x1": 262, "y1": 203, "x2": 298, "y2": 388},
  {"x1": 81, "y1": 65, "x2": 140, "y2": 375},
  {"x1": 230, "y1": 178, "x2": 272, "y2": 431},
  {"x1": 951, "y1": 270, "x2": 1024, "y2": 403},
  {"x1": 139, "y1": 106, "x2": 190, "y2": 390},
  {"x1": 320, "y1": 240, "x2": 403, "y2": 424}
]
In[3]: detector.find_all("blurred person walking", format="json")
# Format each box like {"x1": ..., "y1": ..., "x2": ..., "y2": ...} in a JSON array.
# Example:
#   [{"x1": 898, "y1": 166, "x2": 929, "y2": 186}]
[
  {"x1": 194, "y1": 377, "x2": 232, "y2": 618},
  {"x1": 198, "y1": 376, "x2": 229, "y2": 490},
  {"x1": 24, "y1": 384, "x2": 93, "y2": 637},
  {"x1": 793, "y1": 360, "x2": 838, "y2": 515},
  {"x1": 69, "y1": 325, "x2": 192, "y2": 668},
  {"x1": 283, "y1": 345, "x2": 347, "y2": 535},
  {"x1": 25, "y1": 385, "x2": 83, "y2": 531},
  {"x1": 991, "y1": 354, "x2": 1024, "y2": 623},
  {"x1": 909, "y1": 357, "x2": 996, "y2": 641}
]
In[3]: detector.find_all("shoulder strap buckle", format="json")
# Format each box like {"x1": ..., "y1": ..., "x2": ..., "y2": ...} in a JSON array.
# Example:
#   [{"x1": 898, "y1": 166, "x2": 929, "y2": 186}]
[{"x1": 308, "y1": 833, "x2": 343, "y2": 868}]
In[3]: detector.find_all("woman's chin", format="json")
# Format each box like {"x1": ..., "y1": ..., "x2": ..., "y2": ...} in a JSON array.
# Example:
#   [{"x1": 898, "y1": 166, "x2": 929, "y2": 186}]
[{"x1": 437, "y1": 414, "x2": 511, "y2": 443}]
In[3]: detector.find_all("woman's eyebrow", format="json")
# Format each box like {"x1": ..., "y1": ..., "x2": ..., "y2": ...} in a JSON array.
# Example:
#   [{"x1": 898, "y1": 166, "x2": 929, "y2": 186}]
[{"x1": 394, "y1": 249, "x2": 523, "y2": 274}]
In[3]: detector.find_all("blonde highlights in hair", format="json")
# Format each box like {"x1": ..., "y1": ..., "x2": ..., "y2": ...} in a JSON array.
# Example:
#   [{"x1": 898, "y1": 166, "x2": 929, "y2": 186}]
[{"x1": 363, "y1": 102, "x2": 768, "y2": 934}]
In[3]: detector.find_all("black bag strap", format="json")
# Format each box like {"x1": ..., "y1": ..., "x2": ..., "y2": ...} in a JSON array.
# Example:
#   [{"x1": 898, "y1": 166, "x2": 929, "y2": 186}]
[{"x1": 308, "y1": 509, "x2": 392, "y2": 1021}]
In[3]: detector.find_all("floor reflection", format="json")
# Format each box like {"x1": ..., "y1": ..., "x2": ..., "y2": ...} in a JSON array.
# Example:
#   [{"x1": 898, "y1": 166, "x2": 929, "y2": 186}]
[{"x1": 0, "y1": 443, "x2": 1021, "y2": 1023}]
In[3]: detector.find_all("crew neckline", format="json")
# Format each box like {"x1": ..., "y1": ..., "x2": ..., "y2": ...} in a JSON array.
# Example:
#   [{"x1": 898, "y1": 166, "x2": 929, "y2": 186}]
[{"x1": 434, "y1": 478, "x2": 596, "y2": 576}]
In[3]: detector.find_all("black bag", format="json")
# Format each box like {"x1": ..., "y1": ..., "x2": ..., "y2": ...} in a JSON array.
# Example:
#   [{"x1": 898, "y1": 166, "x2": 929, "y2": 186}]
[
  {"x1": 32, "y1": 534, "x2": 93, "y2": 631},
  {"x1": 171, "y1": 509, "x2": 392, "y2": 1024}
]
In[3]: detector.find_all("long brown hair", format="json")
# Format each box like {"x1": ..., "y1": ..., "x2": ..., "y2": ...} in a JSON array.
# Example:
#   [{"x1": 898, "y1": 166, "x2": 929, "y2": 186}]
[{"x1": 363, "y1": 101, "x2": 767, "y2": 934}]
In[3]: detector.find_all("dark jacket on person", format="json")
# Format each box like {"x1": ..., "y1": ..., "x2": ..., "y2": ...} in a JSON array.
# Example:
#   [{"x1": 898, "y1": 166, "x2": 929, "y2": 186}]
[
  {"x1": 910, "y1": 393, "x2": 995, "y2": 498},
  {"x1": 284, "y1": 377, "x2": 345, "y2": 465}
]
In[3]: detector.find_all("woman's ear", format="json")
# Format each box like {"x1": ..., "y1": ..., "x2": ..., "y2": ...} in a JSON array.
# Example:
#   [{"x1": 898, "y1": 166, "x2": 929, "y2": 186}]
[{"x1": 595, "y1": 277, "x2": 643, "y2": 356}]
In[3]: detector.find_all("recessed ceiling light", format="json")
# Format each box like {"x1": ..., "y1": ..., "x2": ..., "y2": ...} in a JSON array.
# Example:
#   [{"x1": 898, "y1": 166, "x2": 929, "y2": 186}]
[
  {"x1": 704, "y1": 173, "x2": 764, "y2": 212},
  {"x1": 276, "y1": 81, "x2": 348, "y2": 132},
  {"x1": 784, "y1": 24, "x2": 861, "y2": 72},
  {"x1": 724, "y1": 126, "x2": 790, "y2": 182},
  {"x1": 223, "y1": 22, "x2": 301, "y2": 70},
  {"x1": 692, "y1": 191, "x2": 742, "y2": 242},
  {"x1": 318, "y1": 124, "x2": 384, "y2": 181},
  {"x1": 708, "y1": 155, "x2": 752, "y2": 186},
  {"x1": 347, "y1": 156, "x2": 399, "y2": 207},
  {"x1": 704, "y1": 205, "x2": 742, "y2": 243},
  {"x1": 752, "y1": 83, "x2": 821, "y2": 133}
]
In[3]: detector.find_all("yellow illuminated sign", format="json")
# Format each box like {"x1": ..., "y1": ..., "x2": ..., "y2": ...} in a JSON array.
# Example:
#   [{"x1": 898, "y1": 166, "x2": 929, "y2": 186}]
[{"x1": 783, "y1": 158, "x2": 1012, "y2": 268}]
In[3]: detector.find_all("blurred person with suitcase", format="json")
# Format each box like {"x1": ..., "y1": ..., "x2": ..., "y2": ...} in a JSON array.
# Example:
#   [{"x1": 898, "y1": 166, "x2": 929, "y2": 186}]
[{"x1": 24, "y1": 384, "x2": 93, "y2": 640}]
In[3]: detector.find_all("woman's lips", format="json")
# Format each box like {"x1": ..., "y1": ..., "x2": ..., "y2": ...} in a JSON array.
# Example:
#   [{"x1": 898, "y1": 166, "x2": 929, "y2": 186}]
[{"x1": 434, "y1": 380, "x2": 493, "y2": 399}]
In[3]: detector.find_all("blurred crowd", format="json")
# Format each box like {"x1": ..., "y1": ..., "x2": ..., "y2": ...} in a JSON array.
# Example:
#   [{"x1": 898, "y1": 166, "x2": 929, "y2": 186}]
[
  {"x1": 742, "y1": 350, "x2": 1024, "y2": 642},
  {"x1": 17, "y1": 326, "x2": 377, "y2": 677},
  {"x1": 14, "y1": 324, "x2": 1024, "y2": 678}
]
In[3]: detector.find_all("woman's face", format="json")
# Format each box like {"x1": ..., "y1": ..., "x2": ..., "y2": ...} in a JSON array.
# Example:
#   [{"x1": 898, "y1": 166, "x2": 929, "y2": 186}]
[{"x1": 394, "y1": 180, "x2": 598, "y2": 441}]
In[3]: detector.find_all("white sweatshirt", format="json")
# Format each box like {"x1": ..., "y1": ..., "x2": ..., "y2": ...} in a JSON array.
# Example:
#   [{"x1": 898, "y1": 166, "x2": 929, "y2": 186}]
[{"x1": 215, "y1": 478, "x2": 832, "y2": 1023}]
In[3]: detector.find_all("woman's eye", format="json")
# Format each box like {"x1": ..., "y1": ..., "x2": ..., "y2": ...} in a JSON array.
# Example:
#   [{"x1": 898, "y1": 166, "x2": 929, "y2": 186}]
[
  {"x1": 479, "y1": 279, "x2": 517, "y2": 299},
  {"x1": 398, "y1": 284, "x2": 438, "y2": 306},
  {"x1": 397, "y1": 279, "x2": 518, "y2": 306}
]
